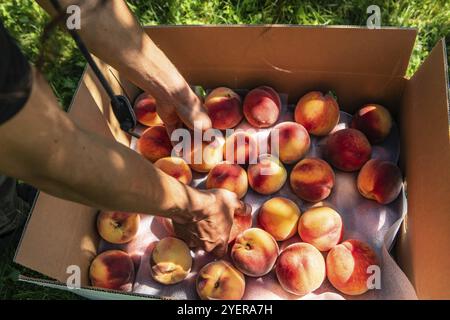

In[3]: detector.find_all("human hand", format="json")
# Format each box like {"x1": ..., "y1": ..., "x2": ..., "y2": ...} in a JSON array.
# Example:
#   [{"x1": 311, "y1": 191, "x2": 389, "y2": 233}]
[
  {"x1": 171, "y1": 188, "x2": 246, "y2": 257},
  {"x1": 155, "y1": 85, "x2": 211, "y2": 135}
]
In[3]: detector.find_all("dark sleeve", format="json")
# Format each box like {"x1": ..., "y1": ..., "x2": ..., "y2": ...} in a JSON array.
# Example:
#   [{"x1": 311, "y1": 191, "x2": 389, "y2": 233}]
[{"x1": 0, "y1": 19, "x2": 32, "y2": 125}]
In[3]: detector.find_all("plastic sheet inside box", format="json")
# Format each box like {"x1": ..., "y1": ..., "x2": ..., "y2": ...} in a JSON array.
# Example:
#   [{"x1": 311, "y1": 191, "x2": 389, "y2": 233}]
[{"x1": 98, "y1": 92, "x2": 417, "y2": 300}]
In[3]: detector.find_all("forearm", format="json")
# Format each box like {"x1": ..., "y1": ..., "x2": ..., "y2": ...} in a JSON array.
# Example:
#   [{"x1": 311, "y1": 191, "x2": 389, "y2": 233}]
[
  {"x1": 0, "y1": 70, "x2": 207, "y2": 222},
  {"x1": 37, "y1": 0, "x2": 193, "y2": 110}
]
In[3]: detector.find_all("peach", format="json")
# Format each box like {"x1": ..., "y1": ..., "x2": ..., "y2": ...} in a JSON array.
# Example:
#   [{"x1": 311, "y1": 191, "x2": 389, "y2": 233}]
[
  {"x1": 294, "y1": 91, "x2": 340, "y2": 136},
  {"x1": 351, "y1": 104, "x2": 393, "y2": 143},
  {"x1": 97, "y1": 211, "x2": 140, "y2": 244},
  {"x1": 247, "y1": 154, "x2": 287, "y2": 195},
  {"x1": 206, "y1": 162, "x2": 248, "y2": 199},
  {"x1": 357, "y1": 159, "x2": 402, "y2": 204},
  {"x1": 154, "y1": 156, "x2": 192, "y2": 185},
  {"x1": 89, "y1": 250, "x2": 135, "y2": 291},
  {"x1": 196, "y1": 260, "x2": 245, "y2": 300},
  {"x1": 204, "y1": 87, "x2": 243, "y2": 129},
  {"x1": 298, "y1": 206, "x2": 343, "y2": 251},
  {"x1": 257, "y1": 197, "x2": 301, "y2": 241},
  {"x1": 155, "y1": 216, "x2": 175, "y2": 236},
  {"x1": 231, "y1": 228, "x2": 279, "y2": 277},
  {"x1": 275, "y1": 242, "x2": 326, "y2": 296},
  {"x1": 229, "y1": 204, "x2": 253, "y2": 243},
  {"x1": 187, "y1": 138, "x2": 224, "y2": 173},
  {"x1": 137, "y1": 125, "x2": 172, "y2": 162},
  {"x1": 150, "y1": 237, "x2": 192, "y2": 285},
  {"x1": 290, "y1": 158, "x2": 335, "y2": 202},
  {"x1": 326, "y1": 239, "x2": 379, "y2": 295},
  {"x1": 223, "y1": 131, "x2": 259, "y2": 165},
  {"x1": 268, "y1": 122, "x2": 310, "y2": 164},
  {"x1": 133, "y1": 92, "x2": 163, "y2": 127},
  {"x1": 326, "y1": 128, "x2": 372, "y2": 172},
  {"x1": 243, "y1": 86, "x2": 281, "y2": 128}
]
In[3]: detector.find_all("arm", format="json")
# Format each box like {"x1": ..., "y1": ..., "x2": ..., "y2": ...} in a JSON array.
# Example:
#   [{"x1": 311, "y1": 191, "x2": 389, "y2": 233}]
[
  {"x1": 36, "y1": 0, "x2": 211, "y2": 133},
  {"x1": 0, "y1": 68, "x2": 239, "y2": 256}
]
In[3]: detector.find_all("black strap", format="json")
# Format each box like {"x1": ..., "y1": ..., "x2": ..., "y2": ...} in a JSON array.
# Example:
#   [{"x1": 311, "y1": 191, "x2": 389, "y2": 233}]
[{"x1": 50, "y1": 0, "x2": 138, "y2": 137}]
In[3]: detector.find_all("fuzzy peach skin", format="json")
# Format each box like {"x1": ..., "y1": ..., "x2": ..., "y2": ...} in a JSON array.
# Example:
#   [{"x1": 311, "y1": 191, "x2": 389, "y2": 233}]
[
  {"x1": 223, "y1": 131, "x2": 259, "y2": 165},
  {"x1": 155, "y1": 216, "x2": 175, "y2": 236},
  {"x1": 196, "y1": 260, "x2": 246, "y2": 300},
  {"x1": 204, "y1": 87, "x2": 243, "y2": 129},
  {"x1": 258, "y1": 197, "x2": 301, "y2": 241},
  {"x1": 294, "y1": 91, "x2": 339, "y2": 136},
  {"x1": 137, "y1": 125, "x2": 172, "y2": 162},
  {"x1": 186, "y1": 138, "x2": 224, "y2": 173},
  {"x1": 268, "y1": 122, "x2": 310, "y2": 164},
  {"x1": 150, "y1": 237, "x2": 192, "y2": 285},
  {"x1": 298, "y1": 206, "x2": 343, "y2": 251},
  {"x1": 97, "y1": 211, "x2": 140, "y2": 244},
  {"x1": 357, "y1": 159, "x2": 402, "y2": 204},
  {"x1": 154, "y1": 156, "x2": 192, "y2": 185},
  {"x1": 89, "y1": 250, "x2": 135, "y2": 291},
  {"x1": 275, "y1": 242, "x2": 326, "y2": 296},
  {"x1": 351, "y1": 104, "x2": 393, "y2": 143},
  {"x1": 326, "y1": 239, "x2": 379, "y2": 296},
  {"x1": 206, "y1": 162, "x2": 248, "y2": 199},
  {"x1": 326, "y1": 128, "x2": 372, "y2": 172},
  {"x1": 229, "y1": 204, "x2": 253, "y2": 243},
  {"x1": 290, "y1": 158, "x2": 335, "y2": 202},
  {"x1": 133, "y1": 92, "x2": 163, "y2": 127},
  {"x1": 231, "y1": 228, "x2": 279, "y2": 277},
  {"x1": 243, "y1": 86, "x2": 281, "y2": 128},
  {"x1": 247, "y1": 154, "x2": 287, "y2": 195}
]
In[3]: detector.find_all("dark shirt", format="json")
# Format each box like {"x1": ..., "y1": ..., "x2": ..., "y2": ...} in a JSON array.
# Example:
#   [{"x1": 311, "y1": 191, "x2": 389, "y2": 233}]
[{"x1": 0, "y1": 19, "x2": 32, "y2": 125}]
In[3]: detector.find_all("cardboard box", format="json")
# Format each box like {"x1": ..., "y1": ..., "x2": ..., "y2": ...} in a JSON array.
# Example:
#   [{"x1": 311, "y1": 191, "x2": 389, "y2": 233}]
[{"x1": 14, "y1": 26, "x2": 450, "y2": 299}]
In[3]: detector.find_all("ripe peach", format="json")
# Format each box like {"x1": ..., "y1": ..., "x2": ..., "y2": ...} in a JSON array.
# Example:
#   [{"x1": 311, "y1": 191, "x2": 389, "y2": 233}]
[
  {"x1": 326, "y1": 239, "x2": 379, "y2": 295},
  {"x1": 326, "y1": 128, "x2": 372, "y2": 172},
  {"x1": 133, "y1": 92, "x2": 163, "y2": 127},
  {"x1": 204, "y1": 87, "x2": 243, "y2": 129},
  {"x1": 243, "y1": 86, "x2": 281, "y2": 128},
  {"x1": 150, "y1": 237, "x2": 192, "y2": 285},
  {"x1": 258, "y1": 197, "x2": 301, "y2": 241},
  {"x1": 223, "y1": 131, "x2": 259, "y2": 165},
  {"x1": 154, "y1": 216, "x2": 175, "y2": 236},
  {"x1": 196, "y1": 260, "x2": 245, "y2": 300},
  {"x1": 187, "y1": 138, "x2": 224, "y2": 173},
  {"x1": 357, "y1": 159, "x2": 402, "y2": 204},
  {"x1": 89, "y1": 250, "x2": 135, "y2": 291},
  {"x1": 97, "y1": 211, "x2": 140, "y2": 244},
  {"x1": 247, "y1": 154, "x2": 287, "y2": 195},
  {"x1": 298, "y1": 206, "x2": 343, "y2": 251},
  {"x1": 294, "y1": 91, "x2": 339, "y2": 136},
  {"x1": 137, "y1": 125, "x2": 172, "y2": 162},
  {"x1": 290, "y1": 158, "x2": 335, "y2": 202},
  {"x1": 154, "y1": 156, "x2": 192, "y2": 185},
  {"x1": 206, "y1": 162, "x2": 248, "y2": 199},
  {"x1": 229, "y1": 204, "x2": 253, "y2": 243},
  {"x1": 268, "y1": 122, "x2": 310, "y2": 164},
  {"x1": 231, "y1": 228, "x2": 279, "y2": 277},
  {"x1": 351, "y1": 104, "x2": 393, "y2": 143},
  {"x1": 275, "y1": 242, "x2": 326, "y2": 296}
]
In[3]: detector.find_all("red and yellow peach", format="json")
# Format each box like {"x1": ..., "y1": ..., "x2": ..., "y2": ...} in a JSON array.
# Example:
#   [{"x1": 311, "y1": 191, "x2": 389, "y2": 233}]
[
  {"x1": 243, "y1": 86, "x2": 281, "y2": 128},
  {"x1": 204, "y1": 87, "x2": 243, "y2": 129},
  {"x1": 268, "y1": 122, "x2": 310, "y2": 164},
  {"x1": 133, "y1": 92, "x2": 163, "y2": 127},
  {"x1": 351, "y1": 104, "x2": 393, "y2": 143},
  {"x1": 223, "y1": 131, "x2": 259, "y2": 165},
  {"x1": 206, "y1": 162, "x2": 248, "y2": 199},
  {"x1": 97, "y1": 211, "x2": 140, "y2": 244},
  {"x1": 247, "y1": 154, "x2": 287, "y2": 195},
  {"x1": 137, "y1": 125, "x2": 172, "y2": 162},
  {"x1": 154, "y1": 156, "x2": 192, "y2": 185}
]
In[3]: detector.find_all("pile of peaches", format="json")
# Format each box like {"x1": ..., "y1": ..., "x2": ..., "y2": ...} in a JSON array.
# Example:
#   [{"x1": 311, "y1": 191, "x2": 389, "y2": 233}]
[{"x1": 89, "y1": 86, "x2": 403, "y2": 299}]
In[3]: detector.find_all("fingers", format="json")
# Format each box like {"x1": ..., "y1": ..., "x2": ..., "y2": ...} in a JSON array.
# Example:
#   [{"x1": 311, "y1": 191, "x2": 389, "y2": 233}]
[
  {"x1": 175, "y1": 94, "x2": 212, "y2": 131},
  {"x1": 211, "y1": 240, "x2": 228, "y2": 258}
]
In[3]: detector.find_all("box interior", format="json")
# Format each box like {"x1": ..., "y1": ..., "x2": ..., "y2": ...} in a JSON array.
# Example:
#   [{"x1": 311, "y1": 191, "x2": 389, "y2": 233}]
[{"x1": 14, "y1": 26, "x2": 450, "y2": 299}]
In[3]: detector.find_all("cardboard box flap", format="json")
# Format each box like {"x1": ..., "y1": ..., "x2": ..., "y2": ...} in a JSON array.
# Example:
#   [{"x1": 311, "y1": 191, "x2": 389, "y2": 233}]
[
  {"x1": 145, "y1": 25, "x2": 416, "y2": 77},
  {"x1": 397, "y1": 39, "x2": 450, "y2": 299},
  {"x1": 144, "y1": 26, "x2": 414, "y2": 110},
  {"x1": 15, "y1": 59, "x2": 131, "y2": 285}
]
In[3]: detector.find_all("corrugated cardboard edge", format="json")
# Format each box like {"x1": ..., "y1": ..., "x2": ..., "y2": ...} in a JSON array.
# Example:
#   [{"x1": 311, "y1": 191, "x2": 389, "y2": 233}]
[{"x1": 397, "y1": 38, "x2": 450, "y2": 299}]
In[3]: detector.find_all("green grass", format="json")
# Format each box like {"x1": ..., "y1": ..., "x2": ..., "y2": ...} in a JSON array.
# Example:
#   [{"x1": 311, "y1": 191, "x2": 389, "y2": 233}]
[{"x1": 0, "y1": 0, "x2": 448, "y2": 300}]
